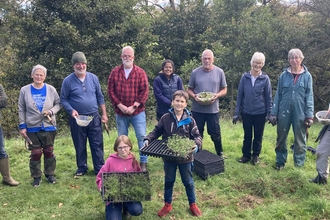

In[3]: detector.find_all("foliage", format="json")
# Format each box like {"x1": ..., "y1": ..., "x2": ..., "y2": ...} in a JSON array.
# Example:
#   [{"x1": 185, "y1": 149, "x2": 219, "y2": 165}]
[
  {"x1": 152, "y1": 0, "x2": 212, "y2": 68},
  {"x1": 2, "y1": 122, "x2": 330, "y2": 219},
  {"x1": 102, "y1": 172, "x2": 151, "y2": 202},
  {"x1": 0, "y1": 0, "x2": 330, "y2": 135},
  {"x1": 167, "y1": 134, "x2": 195, "y2": 158}
]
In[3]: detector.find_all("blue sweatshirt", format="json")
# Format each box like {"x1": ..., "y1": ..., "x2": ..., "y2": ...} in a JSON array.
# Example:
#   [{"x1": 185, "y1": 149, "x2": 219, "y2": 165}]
[{"x1": 60, "y1": 72, "x2": 105, "y2": 115}]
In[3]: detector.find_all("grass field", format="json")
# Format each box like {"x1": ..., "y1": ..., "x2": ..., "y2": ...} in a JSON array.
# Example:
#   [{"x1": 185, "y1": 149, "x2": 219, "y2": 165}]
[{"x1": 1, "y1": 120, "x2": 330, "y2": 220}]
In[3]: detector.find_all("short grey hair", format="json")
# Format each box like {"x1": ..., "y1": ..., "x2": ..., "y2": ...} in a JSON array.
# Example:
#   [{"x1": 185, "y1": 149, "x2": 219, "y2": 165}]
[
  {"x1": 31, "y1": 64, "x2": 47, "y2": 77},
  {"x1": 288, "y1": 48, "x2": 304, "y2": 61},
  {"x1": 202, "y1": 49, "x2": 214, "y2": 59},
  {"x1": 122, "y1": 46, "x2": 135, "y2": 55},
  {"x1": 250, "y1": 52, "x2": 265, "y2": 66}
]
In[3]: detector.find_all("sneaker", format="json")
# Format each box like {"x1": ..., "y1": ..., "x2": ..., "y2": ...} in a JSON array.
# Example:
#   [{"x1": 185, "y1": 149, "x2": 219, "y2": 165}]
[
  {"x1": 157, "y1": 203, "x2": 172, "y2": 217},
  {"x1": 238, "y1": 157, "x2": 250, "y2": 163},
  {"x1": 310, "y1": 172, "x2": 327, "y2": 185},
  {"x1": 190, "y1": 203, "x2": 202, "y2": 216},
  {"x1": 46, "y1": 175, "x2": 56, "y2": 184},
  {"x1": 252, "y1": 156, "x2": 260, "y2": 165},
  {"x1": 74, "y1": 171, "x2": 86, "y2": 177},
  {"x1": 140, "y1": 162, "x2": 148, "y2": 172},
  {"x1": 275, "y1": 165, "x2": 284, "y2": 171},
  {"x1": 32, "y1": 177, "x2": 42, "y2": 187}
]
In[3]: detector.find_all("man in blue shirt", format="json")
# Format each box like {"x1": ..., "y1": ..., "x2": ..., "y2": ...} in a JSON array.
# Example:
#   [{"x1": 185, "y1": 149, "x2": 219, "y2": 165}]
[{"x1": 61, "y1": 52, "x2": 108, "y2": 177}]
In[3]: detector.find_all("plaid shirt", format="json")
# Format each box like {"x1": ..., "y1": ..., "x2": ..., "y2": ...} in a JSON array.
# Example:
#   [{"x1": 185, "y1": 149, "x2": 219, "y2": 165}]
[{"x1": 108, "y1": 64, "x2": 149, "y2": 116}]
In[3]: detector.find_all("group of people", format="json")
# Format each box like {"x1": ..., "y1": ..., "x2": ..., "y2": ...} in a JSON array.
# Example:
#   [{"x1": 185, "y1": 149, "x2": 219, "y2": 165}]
[
  {"x1": 1, "y1": 46, "x2": 329, "y2": 219},
  {"x1": 232, "y1": 48, "x2": 330, "y2": 186}
]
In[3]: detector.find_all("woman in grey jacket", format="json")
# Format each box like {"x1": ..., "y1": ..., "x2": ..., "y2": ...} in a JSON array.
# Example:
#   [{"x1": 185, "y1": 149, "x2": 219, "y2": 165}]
[
  {"x1": 233, "y1": 52, "x2": 272, "y2": 165},
  {"x1": 18, "y1": 64, "x2": 61, "y2": 187}
]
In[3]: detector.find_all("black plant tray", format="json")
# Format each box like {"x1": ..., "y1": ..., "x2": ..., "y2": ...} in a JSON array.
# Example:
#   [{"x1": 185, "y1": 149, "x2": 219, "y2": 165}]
[
  {"x1": 194, "y1": 150, "x2": 224, "y2": 180},
  {"x1": 101, "y1": 172, "x2": 151, "y2": 202},
  {"x1": 140, "y1": 140, "x2": 187, "y2": 160}
]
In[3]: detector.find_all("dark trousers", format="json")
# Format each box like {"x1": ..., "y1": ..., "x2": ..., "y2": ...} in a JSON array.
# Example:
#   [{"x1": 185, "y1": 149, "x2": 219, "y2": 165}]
[
  {"x1": 105, "y1": 202, "x2": 143, "y2": 220},
  {"x1": 192, "y1": 111, "x2": 223, "y2": 155},
  {"x1": 69, "y1": 113, "x2": 104, "y2": 174},
  {"x1": 241, "y1": 112, "x2": 266, "y2": 159}
]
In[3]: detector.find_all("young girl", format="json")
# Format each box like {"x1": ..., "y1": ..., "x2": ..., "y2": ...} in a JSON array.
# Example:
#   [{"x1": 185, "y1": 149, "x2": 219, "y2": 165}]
[
  {"x1": 144, "y1": 90, "x2": 203, "y2": 217},
  {"x1": 96, "y1": 135, "x2": 143, "y2": 220}
]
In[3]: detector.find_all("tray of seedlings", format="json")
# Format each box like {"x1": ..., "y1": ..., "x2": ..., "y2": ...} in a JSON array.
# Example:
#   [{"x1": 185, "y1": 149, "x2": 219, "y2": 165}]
[
  {"x1": 141, "y1": 135, "x2": 195, "y2": 160},
  {"x1": 101, "y1": 171, "x2": 151, "y2": 202}
]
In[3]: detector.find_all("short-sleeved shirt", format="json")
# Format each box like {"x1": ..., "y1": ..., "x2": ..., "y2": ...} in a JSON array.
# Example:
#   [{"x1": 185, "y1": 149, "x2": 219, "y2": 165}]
[{"x1": 188, "y1": 66, "x2": 227, "y2": 113}]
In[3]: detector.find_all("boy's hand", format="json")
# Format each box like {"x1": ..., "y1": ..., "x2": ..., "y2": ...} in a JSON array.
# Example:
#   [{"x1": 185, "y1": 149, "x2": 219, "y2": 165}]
[{"x1": 192, "y1": 145, "x2": 198, "y2": 154}]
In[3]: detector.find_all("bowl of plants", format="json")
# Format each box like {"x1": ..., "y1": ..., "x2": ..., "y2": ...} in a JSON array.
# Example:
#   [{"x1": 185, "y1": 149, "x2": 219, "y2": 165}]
[
  {"x1": 316, "y1": 111, "x2": 330, "y2": 125},
  {"x1": 196, "y1": 92, "x2": 215, "y2": 105},
  {"x1": 75, "y1": 115, "x2": 93, "y2": 127}
]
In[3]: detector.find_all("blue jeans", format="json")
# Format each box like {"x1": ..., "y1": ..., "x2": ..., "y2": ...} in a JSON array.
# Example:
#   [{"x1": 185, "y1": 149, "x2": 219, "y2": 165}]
[
  {"x1": 0, "y1": 126, "x2": 7, "y2": 159},
  {"x1": 163, "y1": 161, "x2": 196, "y2": 204},
  {"x1": 105, "y1": 202, "x2": 143, "y2": 220},
  {"x1": 116, "y1": 111, "x2": 147, "y2": 163}
]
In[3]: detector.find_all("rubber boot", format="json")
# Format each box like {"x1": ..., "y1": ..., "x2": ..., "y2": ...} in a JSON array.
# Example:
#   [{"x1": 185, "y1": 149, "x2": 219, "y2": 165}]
[{"x1": 0, "y1": 156, "x2": 19, "y2": 186}]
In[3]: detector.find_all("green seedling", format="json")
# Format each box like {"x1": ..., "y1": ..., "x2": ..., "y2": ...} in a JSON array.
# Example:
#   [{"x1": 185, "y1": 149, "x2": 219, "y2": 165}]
[{"x1": 167, "y1": 134, "x2": 195, "y2": 159}]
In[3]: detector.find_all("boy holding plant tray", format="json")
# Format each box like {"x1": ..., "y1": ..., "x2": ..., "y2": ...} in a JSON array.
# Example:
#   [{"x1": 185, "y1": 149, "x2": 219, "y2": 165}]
[
  {"x1": 96, "y1": 135, "x2": 143, "y2": 220},
  {"x1": 144, "y1": 90, "x2": 203, "y2": 217}
]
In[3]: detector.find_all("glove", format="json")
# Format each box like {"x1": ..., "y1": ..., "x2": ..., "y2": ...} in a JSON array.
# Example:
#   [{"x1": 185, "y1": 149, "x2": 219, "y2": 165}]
[
  {"x1": 265, "y1": 114, "x2": 270, "y2": 123},
  {"x1": 232, "y1": 115, "x2": 240, "y2": 124},
  {"x1": 305, "y1": 118, "x2": 313, "y2": 128},
  {"x1": 268, "y1": 115, "x2": 277, "y2": 126},
  {"x1": 143, "y1": 140, "x2": 149, "y2": 147}
]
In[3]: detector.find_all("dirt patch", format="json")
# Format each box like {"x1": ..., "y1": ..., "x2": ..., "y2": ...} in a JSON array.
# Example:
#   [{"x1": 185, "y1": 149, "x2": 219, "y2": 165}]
[{"x1": 235, "y1": 195, "x2": 264, "y2": 209}]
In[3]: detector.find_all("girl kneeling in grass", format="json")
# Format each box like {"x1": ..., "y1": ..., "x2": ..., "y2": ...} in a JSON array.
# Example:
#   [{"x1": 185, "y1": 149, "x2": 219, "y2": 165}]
[
  {"x1": 144, "y1": 90, "x2": 203, "y2": 217},
  {"x1": 96, "y1": 135, "x2": 143, "y2": 220}
]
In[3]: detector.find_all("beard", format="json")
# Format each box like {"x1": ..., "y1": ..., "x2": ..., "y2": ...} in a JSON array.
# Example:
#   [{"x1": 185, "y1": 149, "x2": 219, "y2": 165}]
[
  {"x1": 122, "y1": 59, "x2": 133, "y2": 68},
  {"x1": 74, "y1": 67, "x2": 86, "y2": 76}
]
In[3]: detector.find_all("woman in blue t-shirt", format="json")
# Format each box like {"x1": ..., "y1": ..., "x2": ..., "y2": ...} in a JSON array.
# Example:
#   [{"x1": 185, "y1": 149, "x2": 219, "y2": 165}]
[{"x1": 18, "y1": 64, "x2": 61, "y2": 187}]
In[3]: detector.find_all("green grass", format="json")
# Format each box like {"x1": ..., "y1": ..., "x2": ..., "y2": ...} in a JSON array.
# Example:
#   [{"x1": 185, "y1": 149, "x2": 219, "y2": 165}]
[{"x1": 1, "y1": 120, "x2": 330, "y2": 220}]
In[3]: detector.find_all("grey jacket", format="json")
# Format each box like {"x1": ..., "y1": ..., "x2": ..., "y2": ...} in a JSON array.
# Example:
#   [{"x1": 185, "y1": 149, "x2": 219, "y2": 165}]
[{"x1": 18, "y1": 84, "x2": 61, "y2": 128}]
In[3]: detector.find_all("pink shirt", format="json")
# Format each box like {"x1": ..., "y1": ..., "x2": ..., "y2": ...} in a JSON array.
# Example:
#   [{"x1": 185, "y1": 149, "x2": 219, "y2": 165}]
[{"x1": 96, "y1": 153, "x2": 141, "y2": 190}]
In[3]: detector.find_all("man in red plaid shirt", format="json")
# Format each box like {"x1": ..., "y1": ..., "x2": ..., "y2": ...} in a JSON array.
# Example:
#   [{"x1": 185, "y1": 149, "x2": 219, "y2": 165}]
[{"x1": 107, "y1": 46, "x2": 149, "y2": 171}]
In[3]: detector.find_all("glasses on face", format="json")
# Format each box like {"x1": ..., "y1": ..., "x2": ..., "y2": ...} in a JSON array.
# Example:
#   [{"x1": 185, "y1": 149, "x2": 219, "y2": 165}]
[
  {"x1": 122, "y1": 55, "x2": 133, "y2": 60},
  {"x1": 290, "y1": 57, "x2": 301, "y2": 60},
  {"x1": 34, "y1": 74, "x2": 45, "y2": 77},
  {"x1": 117, "y1": 146, "x2": 129, "y2": 151}
]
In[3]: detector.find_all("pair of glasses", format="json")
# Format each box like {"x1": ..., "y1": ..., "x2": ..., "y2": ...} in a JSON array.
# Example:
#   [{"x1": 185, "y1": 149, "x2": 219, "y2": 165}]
[
  {"x1": 82, "y1": 83, "x2": 86, "y2": 92},
  {"x1": 117, "y1": 146, "x2": 129, "y2": 150},
  {"x1": 122, "y1": 55, "x2": 133, "y2": 59}
]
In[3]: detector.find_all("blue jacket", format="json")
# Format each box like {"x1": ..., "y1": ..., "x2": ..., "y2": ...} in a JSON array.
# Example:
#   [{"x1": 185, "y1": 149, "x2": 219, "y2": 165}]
[
  {"x1": 153, "y1": 73, "x2": 183, "y2": 116},
  {"x1": 234, "y1": 71, "x2": 272, "y2": 116},
  {"x1": 271, "y1": 65, "x2": 314, "y2": 119}
]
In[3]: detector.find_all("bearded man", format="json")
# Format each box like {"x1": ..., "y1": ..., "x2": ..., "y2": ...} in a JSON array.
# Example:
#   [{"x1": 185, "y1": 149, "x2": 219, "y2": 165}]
[
  {"x1": 60, "y1": 51, "x2": 108, "y2": 177},
  {"x1": 107, "y1": 46, "x2": 149, "y2": 171}
]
